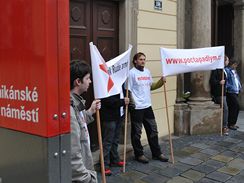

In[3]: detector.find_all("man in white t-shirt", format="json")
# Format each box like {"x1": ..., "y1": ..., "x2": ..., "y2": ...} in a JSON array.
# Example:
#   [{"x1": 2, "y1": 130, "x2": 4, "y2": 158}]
[{"x1": 128, "y1": 52, "x2": 168, "y2": 163}]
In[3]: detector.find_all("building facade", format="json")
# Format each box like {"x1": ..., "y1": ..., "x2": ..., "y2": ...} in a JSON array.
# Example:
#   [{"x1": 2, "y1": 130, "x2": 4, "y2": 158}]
[
  {"x1": 175, "y1": 0, "x2": 244, "y2": 135},
  {"x1": 69, "y1": 0, "x2": 177, "y2": 150}
]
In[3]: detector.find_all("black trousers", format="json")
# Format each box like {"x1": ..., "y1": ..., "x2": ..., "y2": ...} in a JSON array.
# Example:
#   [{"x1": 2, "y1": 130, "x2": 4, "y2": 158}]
[
  {"x1": 130, "y1": 106, "x2": 161, "y2": 157},
  {"x1": 226, "y1": 93, "x2": 239, "y2": 126},
  {"x1": 102, "y1": 117, "x2": 123, "y2": 167}
]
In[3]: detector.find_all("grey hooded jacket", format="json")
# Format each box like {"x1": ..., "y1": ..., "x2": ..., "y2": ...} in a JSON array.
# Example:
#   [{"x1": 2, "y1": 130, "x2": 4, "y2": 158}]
[{"x1": 70, "y1": 93, "x2": 97, "y2": 183}]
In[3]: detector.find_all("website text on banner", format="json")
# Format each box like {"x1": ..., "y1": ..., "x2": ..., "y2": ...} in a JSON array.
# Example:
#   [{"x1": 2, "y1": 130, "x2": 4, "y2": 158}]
[
  {"x1": 160, "y1": 46, "x2": 225, "y2": 77},
  {"x1": 89, "y1": 42, "x2": 132, "y2": 99}
]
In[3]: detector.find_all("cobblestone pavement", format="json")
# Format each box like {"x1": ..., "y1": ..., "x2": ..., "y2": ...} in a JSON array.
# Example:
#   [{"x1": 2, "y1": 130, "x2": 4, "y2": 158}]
[{"x1": 97, "y1": 111, "x2": 244, "y2": 183}]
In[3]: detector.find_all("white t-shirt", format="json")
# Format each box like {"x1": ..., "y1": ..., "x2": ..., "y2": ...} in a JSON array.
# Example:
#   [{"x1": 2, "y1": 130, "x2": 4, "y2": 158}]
[{"x1": 128, "y1": 67, "x2": 152, "y2": 109}]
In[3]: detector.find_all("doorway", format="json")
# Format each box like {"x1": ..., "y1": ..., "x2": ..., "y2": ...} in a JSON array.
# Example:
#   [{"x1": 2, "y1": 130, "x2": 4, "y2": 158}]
[{"x1": 69, "y1": 0, "x2": 119, "y2": 151}]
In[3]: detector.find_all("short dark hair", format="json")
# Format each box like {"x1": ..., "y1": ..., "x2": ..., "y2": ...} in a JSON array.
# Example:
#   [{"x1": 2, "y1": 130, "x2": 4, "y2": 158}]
[
  {"x1": 132, "y1": 52, "x2": 146, "y2": 66},
  {"x1": 228, "y1": 58, "x2": 239, "y2": 66},
  {"x1": 70, "y1": 60, "x2": 91, "y2": 90}
]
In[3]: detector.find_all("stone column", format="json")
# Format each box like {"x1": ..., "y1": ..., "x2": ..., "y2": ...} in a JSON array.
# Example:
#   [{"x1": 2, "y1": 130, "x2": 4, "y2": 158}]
[
  {"x1": 190, "y1": 0, "x2": 212, "y2": 101},
  {"x1": 187, "y1": 0, "x2": 221, "y2": 135},
  {"x1": 176, "y1": 0, "x2": 186, "y2": 103},
  {"x1": 174, "y1": 0, "x2": 190, "y2": 136},
  {"x1": 233, "y1": 1, "x2": 244, "y2": 109}
]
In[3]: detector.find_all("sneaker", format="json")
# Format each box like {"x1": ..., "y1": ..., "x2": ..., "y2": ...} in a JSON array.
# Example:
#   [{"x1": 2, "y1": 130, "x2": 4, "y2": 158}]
[
  {"x1": 105, "y1": 168, "x2": 112, "y2": 176},
  {"x1": 223, "y1": 128, "x2": 229, "y2": 136},
  {"x1": 152, "y1": 154, "x2": 169, "y2": 162},
  {"x1": 234, "y1": 125, "x2": 239, "y2": 129},
  {"x1": 136, "y1": 155, "x2": 149, "y2": 164},
  {"x1": 110, "y1": 161, "x2": 125, "y2": 167},
  {"x1": 229, "y1": 126, "x2": 237, "y2": 130}
]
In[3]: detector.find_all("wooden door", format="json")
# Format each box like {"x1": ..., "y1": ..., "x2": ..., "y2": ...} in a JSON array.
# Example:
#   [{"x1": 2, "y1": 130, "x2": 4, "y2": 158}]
[{"x1": 69, "y1": 0, "x2": 119, "y2": 151}]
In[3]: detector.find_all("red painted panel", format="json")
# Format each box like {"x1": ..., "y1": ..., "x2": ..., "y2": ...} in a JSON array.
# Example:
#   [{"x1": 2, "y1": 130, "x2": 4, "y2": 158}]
[{"x1": 0, "y1": 0, "x2": 70, "y2": 137}]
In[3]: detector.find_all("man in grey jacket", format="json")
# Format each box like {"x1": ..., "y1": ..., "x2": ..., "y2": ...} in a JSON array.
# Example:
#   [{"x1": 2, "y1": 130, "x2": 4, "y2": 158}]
[{"x1": 70, "y1": 60, "x2": 100, "y2": 183}]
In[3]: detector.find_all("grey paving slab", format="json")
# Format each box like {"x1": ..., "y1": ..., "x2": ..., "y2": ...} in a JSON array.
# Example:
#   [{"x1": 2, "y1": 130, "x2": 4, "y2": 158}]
[
  {"x1": 181, "y1": 169, "x2": 205, "y2": 182},
  {"x1": 130, "y1": 162, "x2": 160, "y2": 174},
  {"x1": 224, "y1": 137, "x2": 242, "y2": 144},
  {"x1": 155, "y1": 167, "x2": 183, "y2": 178},
  {"x1": 191, "y1": 143, "x2": 210, "y2": 150},
  {"x1": 181, "y1": 146, "x2": 201, "y2": 154},
  {"x1": 220, "y1": 150, "x2": 239, "y2": 158},
  {"x1": 228, "y1": 158, "x2": 244, "y2": 170},
  {"x1": 217, "y1": 166, "x2": 240, "y2": 175},
  {"x1": 140, "y1": 172, "x2": 169, "y2": 183},
  {"x1": 203, "y1": 159, "x2": 226, "y2": 169},
  {"x1": 230, "y1": 146, "x2": 244, "y2": 153},
  {"x1": 225, "y1": 173, "x2": 244, "y2": 183},
  {"x1": 209, "y1": 145, "x2": 228, "y2": 152},
  {"x1": 217, "y1": 141, "x2": 236, "y2": 148},
  {"x1": 206, "y1": 171, "x2": 232, "y2": 182},
  {"x1": 238, "y1": 153, "x2": 244, "y2": 160},
  {"x1": 201, "y1": 148, "x2": 219, "y2": 156},
  {"x1": 198, "y1": 178, "x2": 221, "y2": 183},
  {"x1": 192, "y1": 164, "x2": 217, "y2": 174},
  {"x1": 237, "y1": 142, "x2": 244, "y2": 147},
  {"x1": 174, "y1": 150, "x2": 192, "y2": 158},
  {"x1": 166, "y1": 176, "x2": 193, "y2": 183},
  {"x1": 118, "y1": 170, "x2": 146, "y2": 182},
  {"x1": 191, "y1": 152, "x2": 210, "y2": 161},
  {"x1": 179, "y1": 157, "x2": 203, "y2": 166},
  {"x1": 172, "y1": 162, "x2": 193, "y2": 172},
  {"x1": 149, "y1": 160, "x2": 169, "y2": 170},
  {"x1": 211, "y1": 155, "x2": 234, "y2": 163}
]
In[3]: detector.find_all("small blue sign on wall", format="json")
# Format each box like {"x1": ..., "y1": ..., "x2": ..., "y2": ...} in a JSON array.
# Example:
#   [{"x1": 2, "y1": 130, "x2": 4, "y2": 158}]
[{"x1": 154, "y1": 0, "x2": 162, "y2": 10}]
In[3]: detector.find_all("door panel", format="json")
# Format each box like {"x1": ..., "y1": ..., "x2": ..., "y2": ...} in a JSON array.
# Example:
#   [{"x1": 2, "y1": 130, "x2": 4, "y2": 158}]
[
  {"x1": 69, "y1": 0, "x2": 119, "y2": 150},
  {"x1": 93, "y1": 1, "x2": 118, "y2": 61},
  {"x1": 70, "y1": 0, "x2": 90, "y2": 61}
]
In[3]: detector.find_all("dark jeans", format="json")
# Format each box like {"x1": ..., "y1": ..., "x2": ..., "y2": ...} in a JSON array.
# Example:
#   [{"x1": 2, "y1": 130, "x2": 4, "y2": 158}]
[
  {"x1": 215, "y1": 96, "x2": 228, "y2": 128},
  {"x1": 130, "y1": 106, "x2": 161, "y2": 157},
  {"x1": 102, "y1": 117, "x2": 123, "y2": 167},
  {"x1": 226, "y1": 93, "x2": 239, "y2": 126}
]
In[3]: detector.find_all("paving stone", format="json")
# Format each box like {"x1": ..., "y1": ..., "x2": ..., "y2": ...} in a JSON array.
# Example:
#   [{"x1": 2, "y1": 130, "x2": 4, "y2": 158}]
[
  {"x1": 220, "y1": 150, "x2": 239, "y2": 158},
  {"x1": 191, "y1": 143, "x2": 210, "y2": 150},
  {"x1": 230, "y1": 146, "x2": 244, "y2": 153},
  {"x1": 140, "y1": 172, "x2": 169, "y2": 183},
  {"x1": 192, "y1": 164, "x2": 217, "y2": 174},
  {"x1": 225, "y1": 173, "x2": 244, "y2": 183},
  {"x1": 117, "y1": 170, "x2": 146, "y2": 183},
  {"x1": 217, "y1": 141, "x2": 235, "y2": 148},
  {"x1": 191, "y1": 152, "x2": 210, "y2": 161},
  {"x1": 181, "y1": 146, "x2": 200, "y2": 154},
  {"x1": 181, "y1": 170, "x2": 205, "y2": 182},
  {"x1": 238, "y1": 153, "x2": 244, "y2": 159},
  {"x1": 197, "y1": 178, "x2": 222, "y2": 183},
  {"x1": 166, "y1": 176, "x2": 193, "y2": 183},
  {"x1": 212, "y1": 155, "x2": 233, "y2": 163},
  {"x1": 203, "y1": 159, "x2": 225, "y2": 169},
  {"x1": 224, "y1": 137, "x2": 242, "y2": 144},
  {"x1": 172, "y1": 162, "x2": 193, "y2": 172},
  {"x1": 149, "y1": 160, "x2": 169, "y2": 170},
  {"x1": 179, "y1": 157, "x2": 203, "y2": 166},
  {"x1": 201, "y1": 149, "x2": 219, "y2": 156},
  {"x1": 218, "y1": 166, "x2": 240, "y2": 175},
  {"x1": 130, "y1": 162, "x2": 160, "y2": 174},
  {"x1": 206, "y1": 171, "x2": 232, "y2": 182},
  {"x1": 174, "y1": 150, "x2": 192, "y2": 158},
  {"x1": 209, "y1": 145, "x2": 227, "y2": 152},
  {"x1": 106, "y1": 176, "x2": 130, "y2": 183},
  {"x1": 237, "y1": 142, "x2": 244, "y2": 147},
  {"x1": 228, "y1": 158, "x2": 244, "y2": 170},
  {"x1": 156, "y1": 167, "x2": 182, "y2": 178}
]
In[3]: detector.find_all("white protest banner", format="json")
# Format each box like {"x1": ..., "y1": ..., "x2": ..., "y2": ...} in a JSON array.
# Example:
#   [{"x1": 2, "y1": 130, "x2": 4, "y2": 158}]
[
  {"x1": 160, "y1": 46, "x2": 225, "y2": 77},
  {"x1": 90, "y1": 42, "x2": 132, "y2": 99}
]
